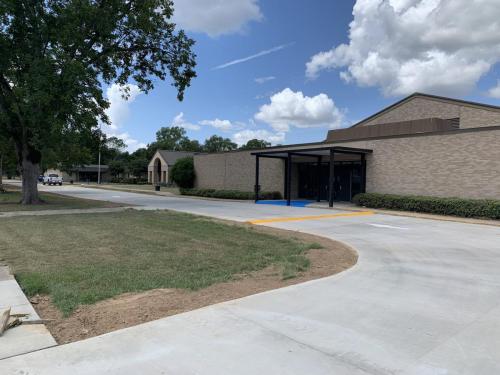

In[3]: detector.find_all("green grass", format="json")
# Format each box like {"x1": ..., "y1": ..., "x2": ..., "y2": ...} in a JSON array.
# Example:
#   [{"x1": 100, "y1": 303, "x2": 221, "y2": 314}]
[
  {"x1": 89, "y1": 183, "x2": 179, "y2": 195},
  {"x1": 0, "y1": 187, "x2": 122, "y2": 212},
  {"x1": 0, "y1": 210, "x2": 313, "y2": 315}
]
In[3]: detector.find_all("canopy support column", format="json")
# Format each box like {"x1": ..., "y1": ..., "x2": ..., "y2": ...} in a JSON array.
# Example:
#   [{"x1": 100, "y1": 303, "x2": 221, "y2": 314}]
[
  {"x1": 254, "y1": 155, "x2": 260, "y2": 203},
  {"x1": 316, "y1": 156, "x2": 322, "y2": 202},
  {"x1": 286, "y1": 153, "x2": 292, "y2": 206},
  {"x1": 328, "y1": 149, "x2": 335, "y2": 207},
  {"x1": 361, "y1": 154, "x2": 366, "y2": 194}
]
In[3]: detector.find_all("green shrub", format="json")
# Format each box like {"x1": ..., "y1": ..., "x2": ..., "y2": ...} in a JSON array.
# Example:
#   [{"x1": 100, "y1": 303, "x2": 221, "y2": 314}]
[
  {"x1": 352, "y1": 193, "x2": 500, "y2": 219},
  {"x1": 180, "y1": 188, "x2": 282, "y2": 200},
  {"x1": 170, "y1": 157, "x2": 195, "y2": 188},
  {"x1": 109, "y1": 177, "x2": 149, "y2": 184}
]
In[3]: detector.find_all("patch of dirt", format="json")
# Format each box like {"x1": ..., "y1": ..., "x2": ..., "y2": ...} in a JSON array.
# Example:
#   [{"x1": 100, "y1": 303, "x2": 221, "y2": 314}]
[{"x1": 32, "y1": 227, "x2": 357, "y2": 344}]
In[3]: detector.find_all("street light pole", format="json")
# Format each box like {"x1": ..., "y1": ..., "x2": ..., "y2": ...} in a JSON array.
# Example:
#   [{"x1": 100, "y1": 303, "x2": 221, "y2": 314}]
[{"x1": 97, "y1": 124, "x2": 102, "y2": 185}]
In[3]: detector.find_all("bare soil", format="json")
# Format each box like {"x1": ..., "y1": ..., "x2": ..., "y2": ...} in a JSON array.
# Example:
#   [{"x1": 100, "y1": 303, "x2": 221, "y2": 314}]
[{"x1": 31, "y1": 227, "x2": 357, "y2": 344}]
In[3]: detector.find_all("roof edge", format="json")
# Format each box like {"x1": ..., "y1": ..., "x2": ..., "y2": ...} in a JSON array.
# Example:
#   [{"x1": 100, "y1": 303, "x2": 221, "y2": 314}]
[{"x1": 351, "y1": 92, "x2": 500, "y2": 128}]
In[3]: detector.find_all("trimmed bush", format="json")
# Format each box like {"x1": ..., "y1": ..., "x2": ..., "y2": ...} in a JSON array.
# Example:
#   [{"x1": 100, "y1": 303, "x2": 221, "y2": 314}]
[
  {"x1": 180, "y1": 188, "x2": 282, "y2": 200},
  {"x1": 170, "y1": 157, "x2": 195, "y2": 188},
  {"x1": 352, "y1": 193, "x2": 500, "y2": 220},
  {"x1": 110, "y1": 177, "x2": 149, "y2": 184}
]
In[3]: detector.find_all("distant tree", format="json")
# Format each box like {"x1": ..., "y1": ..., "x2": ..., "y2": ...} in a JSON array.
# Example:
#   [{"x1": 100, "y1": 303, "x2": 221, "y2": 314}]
[
  {"x1": 128, "y1": 157, "x2": 149, "y2": 179},
  {"x1": 0, "y1": 1, "x2": 196, "y2": 204},
  {"x1": 109, "y1": 160, "x2": 127, "y2": 178},
  {"x1": 101, "y1": 136, "x2": 127, "y2": 165},
  {"x1": 203, "y1": 136, "x2": 237, "y2": 153},
  {"x1": 239, "y1": 139, "x2": 271, "y2": 150},
  {"x1": 179, "y1": 138, "x2": 203, "y2": 152},
  {"x1": 153, "y1": 126, "x2": 189, "y2": 151},
  {"x1": 170, "y1": 157, "x2": 195, "y2": 188}
]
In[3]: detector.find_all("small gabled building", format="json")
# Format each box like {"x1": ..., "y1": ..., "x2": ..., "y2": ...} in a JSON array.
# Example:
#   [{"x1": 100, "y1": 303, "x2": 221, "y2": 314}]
[
  {"x1": 193, "y1": 93, "x2": 500, "y2": 205},
  {"x1": 148, "y1": 150, "x2": 195, "y2": 185}
]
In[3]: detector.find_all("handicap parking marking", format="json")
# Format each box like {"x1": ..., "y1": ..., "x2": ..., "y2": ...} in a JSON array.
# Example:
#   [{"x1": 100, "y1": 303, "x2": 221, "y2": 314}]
[{"x1": 247, "y1": 211, "x2": 374, "y2": 224}]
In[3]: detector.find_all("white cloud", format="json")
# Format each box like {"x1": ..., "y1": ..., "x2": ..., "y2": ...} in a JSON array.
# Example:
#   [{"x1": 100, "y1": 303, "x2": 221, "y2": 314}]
[
  {"x1": 199, "y1": 118, "x2": 233, "y2": 131},
  {"x1": 255, "y1": 76, "x2": 276, "y2": 84},
  {"x1": 114, "y1": 132, "x2": 147, "y2": 151},
  {"x1": 105, "y1": 84, "x2": 142, "y2": 131},
  {"x1": 172, "y1": 0, "x2": 262, "y2": 37},
  {"x1": 232, "y1": 129, "x2": 285, "y2": 146},
  {"x1": 306, "y1": 0, "x2": 500, "y2": 96},
  {"x1": 214, "y1": 43, "x2": 293, "y2": 70},
  {"x1": 254, "y1": 88, "x2": 344, "y2": 132},
  {"x1": 172, "y1": 112, "x2": 201, "y2": 130},
  {"x1": 487, "y1": 80, "x2": 500, "y2": 99},
  {"x1": 104, "y1": 83, "x2": 144, "y2": 151}
]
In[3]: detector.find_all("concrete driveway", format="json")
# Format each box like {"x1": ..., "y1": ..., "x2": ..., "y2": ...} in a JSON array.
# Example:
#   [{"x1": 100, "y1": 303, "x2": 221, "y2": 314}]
[{"x1": 1, "y1": 184, "x2": 500, "y2": 374}]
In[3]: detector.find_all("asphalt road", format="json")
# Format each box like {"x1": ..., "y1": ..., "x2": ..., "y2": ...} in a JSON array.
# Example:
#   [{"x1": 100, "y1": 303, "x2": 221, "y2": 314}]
[{"x1": 1, "y1": 184, "x2": 500, "y2": 374}]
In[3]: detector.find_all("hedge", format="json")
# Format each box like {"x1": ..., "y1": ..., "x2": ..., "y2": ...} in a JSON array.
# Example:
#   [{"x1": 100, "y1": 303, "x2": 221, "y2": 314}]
[
  {"x1": 180, "y1": 188, "x2": 282, "y2": 200},
  {"x1": 110, "y1": 177, "x2": 149, "y2": 185},
  {"x1": 352, "y1": 193, "x2": 500, "y2": 219}
]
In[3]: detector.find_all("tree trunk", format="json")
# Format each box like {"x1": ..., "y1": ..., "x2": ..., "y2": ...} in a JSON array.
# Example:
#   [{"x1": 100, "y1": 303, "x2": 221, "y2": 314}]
[{"x1": 18, "y1": 146, "x2": 42, "y2": 204}]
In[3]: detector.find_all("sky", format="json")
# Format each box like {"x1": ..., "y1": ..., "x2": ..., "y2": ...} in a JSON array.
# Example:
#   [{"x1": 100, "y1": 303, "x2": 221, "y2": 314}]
[{"x1": 104, "y1": 0, "x2": 500, "y2": 151}]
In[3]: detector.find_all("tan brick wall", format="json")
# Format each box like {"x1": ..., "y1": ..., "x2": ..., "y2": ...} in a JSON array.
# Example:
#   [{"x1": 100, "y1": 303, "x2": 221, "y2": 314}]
[
  {"x1": 361, "y1": 97, "x2": 500, "y2": 129},
  {"x1": 194, "y1": 151, "x2": 284, "y2": 194},
  {"x1": 335, "y1": 129, "x2": 500, "y2": 199},
  {"x1": 194, "y1": 129, "x2": 500, "y2": 200}
]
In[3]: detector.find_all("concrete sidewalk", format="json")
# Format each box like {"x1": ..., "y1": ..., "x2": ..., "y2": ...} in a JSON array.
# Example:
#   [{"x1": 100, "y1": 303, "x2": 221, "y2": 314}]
[
  {"x1": 0, "y1": 266, "x2": 56, "y2": 360},
  {"x1": 1, "y1": 187, "x2": 500, "y2": 374},
  {"x1": 0, "y1": 206, "x2": 133, "y2": 218}
]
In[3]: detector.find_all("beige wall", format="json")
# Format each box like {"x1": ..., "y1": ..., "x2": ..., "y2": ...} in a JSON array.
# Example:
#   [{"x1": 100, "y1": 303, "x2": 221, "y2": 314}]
[
  {"x1": 360, "y1": 97, "x2": 500, "y2": 129},
  {"x1": 194, "y1": 150, "x2": 284, "y2": 194},
  {"x1": 194, "y1": 128, "x2": 500, "y2": 200},
  {"x1": 337, "y1": 129, "x2": 500, "y2": 199}
]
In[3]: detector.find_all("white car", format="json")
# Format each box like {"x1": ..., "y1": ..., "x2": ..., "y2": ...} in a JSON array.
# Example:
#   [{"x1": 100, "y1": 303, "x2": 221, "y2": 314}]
[{"x1": 43, "y1": 174, "x2": 63, "y2": 186}]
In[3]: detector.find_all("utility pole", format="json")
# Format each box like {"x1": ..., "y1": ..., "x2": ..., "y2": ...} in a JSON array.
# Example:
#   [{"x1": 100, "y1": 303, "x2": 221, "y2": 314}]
[{"x1": 97, "y1": 124, "x2": 102, "y2": 185}]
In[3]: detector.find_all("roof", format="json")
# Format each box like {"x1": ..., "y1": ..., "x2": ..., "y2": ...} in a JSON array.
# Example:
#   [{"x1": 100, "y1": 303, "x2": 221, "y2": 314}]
[
  {"x1": 251, "y1": 146, "x2": 373, "y2": 159},
  {"x1": 157, "y1": 150, "x2": 195, "y2": 165},
  {"x1": 352, "y1": 92, "x2": 500, "y2": 128},
  {"x1": 326, "y1": 117, "x2": 458, "y2": 143}
]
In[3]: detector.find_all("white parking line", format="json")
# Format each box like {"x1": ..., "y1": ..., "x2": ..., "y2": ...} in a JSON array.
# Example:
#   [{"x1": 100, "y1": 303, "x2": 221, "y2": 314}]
[{"x1": 367, "y1": 223, "x2": 409, "y2": 230}]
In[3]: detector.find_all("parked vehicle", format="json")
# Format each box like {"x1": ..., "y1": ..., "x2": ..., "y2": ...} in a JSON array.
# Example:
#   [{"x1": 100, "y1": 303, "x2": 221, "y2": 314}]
[
  {"x1": 43, "y1": 174, "x2": 63, "y2": 186},
  {"x1": 38, "y1": 175, "x2": 44, "y2": 183}
]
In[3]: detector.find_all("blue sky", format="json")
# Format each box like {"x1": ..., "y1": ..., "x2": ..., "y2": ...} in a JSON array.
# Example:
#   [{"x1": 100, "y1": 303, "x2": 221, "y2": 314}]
[{"x1": 105, "y1": 0, "x2": 500, "y2": 151}]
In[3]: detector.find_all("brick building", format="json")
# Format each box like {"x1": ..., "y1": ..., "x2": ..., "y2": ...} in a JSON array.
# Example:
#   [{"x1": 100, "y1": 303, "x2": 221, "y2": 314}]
[{"x1": 193, "y1": 93, "x2": 500, "y2": 206}]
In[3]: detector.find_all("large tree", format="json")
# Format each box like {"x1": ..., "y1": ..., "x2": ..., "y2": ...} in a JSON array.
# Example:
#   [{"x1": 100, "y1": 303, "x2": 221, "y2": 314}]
[
  {"x1": 239, "y1": 139, "x2": 271, "y2": 150},
  {"x1": 0, "y1": 134, "x2": 16, "y2": 192},
  {"x1": 203, "y1": 135, "x2": 237, "y2": 153},
  {"x1": 153, "y1": 126, "x2": 188, "y2": 151},
  {"x1": 0, "y1": 0, "x2": 196, "y2": 204}
]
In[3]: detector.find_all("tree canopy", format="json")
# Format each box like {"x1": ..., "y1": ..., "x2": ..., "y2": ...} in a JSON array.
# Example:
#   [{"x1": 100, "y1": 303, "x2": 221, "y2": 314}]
[
  {"x1": 0, "y1": 0, "x2": 196, "y2": 203},
  {"x1": 94, "y1": 128, "x2": 273, "y2": 182},
  {"x1": 203, "y1": 135, "x2": 238, "y2": 153},
  {"x1": 240, "y1": 139, "x2": 271, "y2": 150}
]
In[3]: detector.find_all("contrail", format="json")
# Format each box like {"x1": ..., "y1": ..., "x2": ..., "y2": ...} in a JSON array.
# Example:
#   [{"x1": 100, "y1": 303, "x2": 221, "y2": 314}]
[{"x1": 213, "y1": 42, "x2": 295, "y2": 70}]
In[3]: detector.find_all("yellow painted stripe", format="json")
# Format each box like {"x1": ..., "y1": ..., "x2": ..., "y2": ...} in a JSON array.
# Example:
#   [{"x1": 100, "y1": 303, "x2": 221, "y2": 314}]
[{"x1": 247, "y1": 211, "x2": 375, "y2": 224}]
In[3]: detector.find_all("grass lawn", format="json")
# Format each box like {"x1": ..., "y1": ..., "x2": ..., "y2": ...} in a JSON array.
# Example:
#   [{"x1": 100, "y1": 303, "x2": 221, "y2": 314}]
[
  {"x1": 0, "y1": 187, "x2": 123, "y2": 212},
  {"x1": 0, "y1": 210, "x2": 316, "y2": 315},
  {"x1": 88, "y1": 183, "x2": 179, "y2": 195}
]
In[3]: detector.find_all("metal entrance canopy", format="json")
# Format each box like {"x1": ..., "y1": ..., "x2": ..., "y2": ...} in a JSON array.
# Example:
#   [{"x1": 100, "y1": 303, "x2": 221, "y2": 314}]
[{"x1": 252, "y1": 146, "x2": 373, "y2": 207}]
